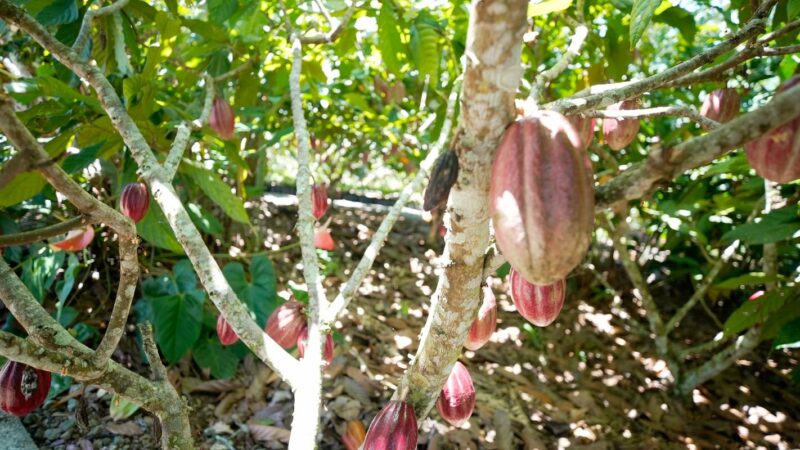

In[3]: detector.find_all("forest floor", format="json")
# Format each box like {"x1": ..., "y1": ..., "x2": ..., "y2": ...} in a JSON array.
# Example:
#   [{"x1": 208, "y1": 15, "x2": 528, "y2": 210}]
[{"x1": 20, "y1": 197, "x2": 800, "y2": 449}]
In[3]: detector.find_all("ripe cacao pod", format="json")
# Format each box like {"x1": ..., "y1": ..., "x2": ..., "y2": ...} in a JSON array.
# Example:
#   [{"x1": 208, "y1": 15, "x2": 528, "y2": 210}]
[
  {"x1": 363, "y1": 400, "x2": 418, "y2": 450},
  {"x1": 700, "y1": 88, "x2": 740, "y2": 123},
  {"x1": 209, "y1": 96, "x2": 235, "y2": 140},
  {"x1": 50, "y1": 226, "x2": 94, "y2": 252},
  {"x1": 265, "y1": 300, "x2": 306, "y2": 349},
  {"x1": 436, "y1": 361, "x2": 475, "y2": 427},
  {"x1": 423, "y1": 150, "x2": 459, "y2": 211},
  {"x1": 0, "y1": 361, "x2": 51, "y2": 416},
  {"x1": 745, "y1": 76, "x2": 800, "y2": 183},
  {"x1": 120, "y1": 182, "x2": 150, "y2": 222},
  {"x1": 311, "y1": 184, "x2": 329, "y2": 220},
  {"x1": 341, "y1": 420, "x2": 366, "y2": 450},
  {"x1": 509, "y1": 268, "x2": 566, "y2": 327},
  {"x1": 216, "y1": 315, "x2": 239, "y2": 346},
  {"x1": 296, "y1": 328, "x2": 335, "y2": 365},
  {"x1": 464, "y1": 285, "x2": 497, "y2": 351},
  {"x1": 567, "y1": 115, "x2": 596, "y2": 150},
  {"x1": 314, "y1": 224, "x2": 335, "y2": 251},
  {"x1": 602, "y1": 100, "x2": 640, "y2": 150},
  {"x1": 489, "y1": 112, "x2": 595, "y2": 285}
]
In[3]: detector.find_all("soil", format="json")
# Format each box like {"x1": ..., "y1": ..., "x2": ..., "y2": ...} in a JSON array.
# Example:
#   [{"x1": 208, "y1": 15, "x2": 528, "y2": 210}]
[{"x1": 19, "y1": 198, "x2": 800, "y2": 449}]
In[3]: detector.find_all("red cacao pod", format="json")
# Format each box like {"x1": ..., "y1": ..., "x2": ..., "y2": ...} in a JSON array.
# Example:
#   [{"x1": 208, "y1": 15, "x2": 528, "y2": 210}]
[
  {"x1": 120, "y1": 182, "x2": 150, "y2": 223},
  {"x1": 209, "y1": 96, "x2": 235, "y2": 140},
  {"x1": 464, "y1": 285, "x2": 497, "y2": 351},
  {"x1": 314, "y1": 224, "x2": 335, "y2": 251},
  {"x1": 567, "y1": 115, "x2": 596, "y2": 150},
  {"x1": 423, "y1": 150, "x2": 459, "y2": 211},
  {"x1": 0, "y1": 361, "x2": 51, "y2": 416},
  {"x1": 341, "y1": 420, "x2": 366, "y2": 450},
  {"x1": 436, "y1": 361, "x2": 475, "y2": 427},
  {"x1": 602, "y1": 100, "x2": 640, "y2": 150},
  {"x1": 700, "y1": 88, "x2": 740, "y2": 123},
  {"x1": 265, "y1": 300, "x2": 306, "y2": 349},
  {"x1": 296, "y1": 328, "x2": 335, "y2": 365},
  {"x1": 50, "y1": 226, "x2": 94, "y2": 252},
  {"x1": 509, "y1": 268, "x2": 566, "y2": 327},
  {"x1": 489, "y1": 112, "x2": 595, "y2": 285},
  {"x1": 216, "y1": 315, "x2": 239, "y2": 346},
  {"x1": 312, "y1": 184, "x2": 329, "y2": 220},
  {"x1": 745, "y1": 76, "x2": 800, "y2": 183},
  {"x1": 363, "y1": 400, "x2": 418, "y2": 450}
]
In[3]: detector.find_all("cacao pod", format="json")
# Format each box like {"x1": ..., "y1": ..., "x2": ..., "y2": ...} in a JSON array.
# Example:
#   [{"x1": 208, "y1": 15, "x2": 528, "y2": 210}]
[
  {"x1": 209, "y1": 96, "x2": 235, "y2": 140},
  {"x1": 436, "y1": 361, "x2": 475, "y2": 427},
  {"x1": 509, "y1": 268, "x2": 566, "y2": 326},
  {"x1": 0, "y1": 361, "x2": 51, "y2": 416},
  {"x1": 216, "y1": 315, "x2": 239, "y2": 346},
  {"x1": 296, "y1": 328, "x2": 335, "y2": 365},
  {"x1": 314, "y1": 224, "x2": 335, "y2": 251},
  {"x1": 602, "y1": 100, "x2": 640, "y2": 150},
  {"x1": 567, "y1": 115, "x2": 596, "y2": 150},
  {"x1": 50, "y1": 226, "x2": 94, "y2": 252},
  {"x1": 311, "y1": 184, "x2": 329, "y2": 220},
  {"x1": 700, "y1": 88, "x2": 740, "y2": 123},
  {"x1": 363, "y1": 400, "x2": 418, "y2": 450},
  {"x1": 120, "y1": 182, "x2": 150, "y2": 223},
  {"x1": 745, "y1": 76, "x2": 800, "y2": 183},
  {"x1": 423, "y1": 150, "x2": 460, "y2": 211},
  {"x1": 265, "y1": 300, "x2": 306, "y2": 349},
  {"x1": 341, "y1": 420, "x2": 366, "y2": 450},
  {"x1": 464, "y1": 285, "x2": 497, "y2": 351},
  {"x1": 489, "y1": 112, "x2": 595, "y2": 285}
]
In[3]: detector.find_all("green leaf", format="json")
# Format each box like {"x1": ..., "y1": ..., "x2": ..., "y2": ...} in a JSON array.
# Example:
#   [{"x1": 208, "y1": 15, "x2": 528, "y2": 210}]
[
  {"x1": 186, "y1": 203, "x2": 223, "y2": 237},
  {"x1": 62, "y1": 143, "x2": 104, "y2": 174},
  {"x1": 193, "y1": 337, "x2": 239, "y2": 379},
  {"x1": 109, "y1": 394, "x2": 140, "y2": 421},
  {"x1": 37, "y1": 0, "x2": 79, "y2": 26},
  {"x1": 173, "y1": 259, "x2": 200, "y2": 293},
  {"x1": 183, "y1": 164, "x2": 250, "y2": 224},
  {"x1": 653, "y1": 7, "x2": 696, "y2": 44},
  {"x1": 208, "y1": 0, "x2": 238, "y2": 24},
  {"x1": 528, "y1": 0, "x2": 572, "y2": 16},
  {"x1": 21, "y1": 250, "x2": 65, "y2": 302},
  {"x1": 151, "y1": 293, "x2": 204, "y2": 364},
  {"x1": 713, "y1": 272, "x2": 784, "y2": 290},
  {"x1": 790, "y1": 0, "x2": 800, "y2": 19},
  {"x1": 630, "y1": 0, "x2": 661, "y2": 48},
  {"x1": 723, "y1": 289, "x2": 787, "y2": 337},
  {"x1": 377, "y1": 3, "x2": 404, "y2": 75},
  {"x1": 721, "y1": 205, "x2": 800, "y2": 245},
  {"x1": 0, "y1": 172, "x2": 47, "y2": 207},
  {"x1": 774, "y1": 319, "x2": 800, "y2": 349},
  {"x1": 222, "y1": 255, "x2": 277, "y2": 327},
  {"x1": 411, "y1": 19, "x2": 439, "y2": 85},
  {"x1": 136, "y1": 200, "x2": 184, "y2": 253}
]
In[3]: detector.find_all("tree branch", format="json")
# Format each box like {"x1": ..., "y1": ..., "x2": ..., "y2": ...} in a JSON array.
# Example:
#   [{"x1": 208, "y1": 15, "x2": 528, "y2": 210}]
[
  {"x1": 0, "y1": 152, "x2": 31, "y2": 191},
  {"x1": 163, "y1": 75, "x2": 214, "y2": 180},
  {"x1": 300, "y1": 1, "x2": 359, "y2": 44},
  {"x1": 0, "y1": 216, "x2": 88, "y2": 246},
  {"x1": 139, "y1": 322, "x2": 168, "y2": 382},
  {"x1": 585, "y1": 105, "x2": 720, "y2": 129},
  {"x1": 530, "y1": 24, "x2": 588, "y2": 103},
  {"x1": 72, "y1": 0, "x2": 130, "y2": 55}
]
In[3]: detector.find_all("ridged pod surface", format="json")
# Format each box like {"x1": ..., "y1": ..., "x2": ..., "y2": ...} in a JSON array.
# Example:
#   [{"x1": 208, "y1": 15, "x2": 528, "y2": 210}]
[
  {"x1": 341, "y1": 420, "x2": 366, "y2": 450},
  {"x1": 363, "y1": 400, "x2": 418, "y2": 450},
  {"x1": 700, "y1": 88, "x2": 740, "y2": 123},
  {"x1": 0, "y1": 361, "x2": 51, "y2": 416},
  {"x1": 436, "y1": 361, "x2": 476, "y2": 427},
  {"x1": 209, "y1": 96, "x2": 235, "y2": 140},
  {"x1": 265, "y1": 300, "x2": 306, "y2": 349},
  {"x1": 745, "y1": 76, "x2": 800, "y2": 183},
  {"x1": 296, "y1": 328, "x2": 335, "y2": 365},
  {"x1": 489, "y1": 112, "x2": 595, "y2": 285},
  {"x1": 216, "y1": 315, "x2": 239, "y2": 346},
  {"x1": 510, "y1": 268, "x2": 566, "y2": 327},
  {"x1": 602, "y1": 100, "x2": 640, "y2": 150},
  {"x1": 567, "y1": 115, "x2": 596, "y2": 150},
  {"x1": 120, "y1": 182, "x2": 150, "y2": 222},
  {"x1": 464, "y1": 286, "x2": 497, "y2": 351},
  {"x1": 312, "y1": 184, "x2": 329, "y2": 220}
]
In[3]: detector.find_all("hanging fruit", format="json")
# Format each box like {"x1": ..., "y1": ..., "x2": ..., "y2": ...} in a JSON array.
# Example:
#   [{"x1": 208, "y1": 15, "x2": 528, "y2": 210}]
[{"x1": 120, "y1": 182, "x2": 150, "y2": 222}]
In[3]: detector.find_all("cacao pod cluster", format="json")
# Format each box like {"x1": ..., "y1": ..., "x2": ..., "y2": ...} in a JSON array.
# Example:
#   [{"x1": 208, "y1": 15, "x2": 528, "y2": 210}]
[
  {"x1": 745, "y1": 76, "x2": 800, "y2": 183},
  {"x1": 120, "y1": 182, "x2": 150, "y2": 223},
  {"x1": 0, "y1": 360, "x2": 51, "y2": 416}
]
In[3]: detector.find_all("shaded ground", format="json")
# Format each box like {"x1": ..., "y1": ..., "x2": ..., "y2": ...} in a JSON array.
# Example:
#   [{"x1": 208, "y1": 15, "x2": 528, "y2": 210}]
[{"x1": 21, "y1": 197, "x2": 800, "y2": 449}]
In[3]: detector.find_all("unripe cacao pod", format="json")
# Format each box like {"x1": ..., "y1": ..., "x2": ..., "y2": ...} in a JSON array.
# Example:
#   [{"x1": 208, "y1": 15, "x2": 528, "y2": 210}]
[
  {"x1": 314, "y1": 224, "x2": 335, "y2": 251},
  {"x1": 0, "y1": 361, "x2": 51, "y2": 416},
  {"x1": 296, "y1": 328, "x2": 335, "y2": 365},
  {"x1": 509, "y1": 268, "x2": 566, "y2": 327},
  {"x1": 745, "y1": 76, "x2": 800, "y2": 183},
  {"x1": 436, "y1": 361, "x2": 475, "y2": 427},
  {"x1": 700, "y1": 88, "x2": 740, "y2": 123},
  {"x1": 265, "y1": 300, "x2": 306, "y2": 349},
  {"x1": 489, "y1": 112, "x2": 595, "y2": 285},
  {"x1": 602, "y1": 100, "x2": 640, "y2": 150},
  {"x1": 209, "y1": 96, "x2": 235, "y2": 140},
  {"x1": 464, "y1": 286, "x2": 497, "y2": 351},
  {"x1": 312, "y1": 184, "x2": 329, "y2": 220},
  {"x1": 341, "y1": 420, "x2": 366, "y2": 450},
  {"x1": 423, "y1": 150, "x2": 459, "y2": 211},
  {"x1": 120, "y1": 182, "x2": 150, "y2": 222},
  {"x1": 216, "y1": 315, "x2": 239, "y2": 346},
  {"x1": 363, "y1": 400, "x2": 418, "y2": 450},
  {"x1": 50, "y1": 226, "x2": 94, "y2": 252},
  {"x1": 567, "y1": 116, "x2": 596, "y2": 150}
]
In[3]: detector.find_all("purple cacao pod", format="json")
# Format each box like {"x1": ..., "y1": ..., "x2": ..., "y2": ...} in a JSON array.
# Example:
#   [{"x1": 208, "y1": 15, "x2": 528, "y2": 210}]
[
  {"x1": 0, "y1": 361, "x2": 51, "y2": 416},
  {"x1": 120, "y1": 182, "x2": 150, "y2": 223},
  {"x1": 265, "y1": 300, "x2": 306, "y2": 349},
  {"x1": 464, "y1": 286, "x2": 497, "y2": 351},
  {"x1": 509, "y1": 268, "x2": 566, "y2": 327},
  {"x1": 700, "y1": 88, "x2": 740, "y2": 124},
  {"x1": 216, "y1": 315, "x2": 239, "y2": 346},
  {"x1": 363, "y1": 400, "x2": 418, "y2": 450},
  {"x1": 436, "y1": 361, "x2": 475, "y2": 427},
  {"x1": 489, "y1": 112, "x2": 595, "y2": 285},
  {"x1": 602, "y1": 99, "x2": 640, "y2": 150},
  {"x1": 312, "y1": 184, "x2": 329, "y2": 220},
  {"x1": 745, "y1": 76, "x2": 800, "y2": 183},
  {"x1": 296, "y1": 328, "x2": 335, "y2": 365},
  {"x1": 566, "y1": 115, "x2": 596, "y2": 150},
  {"x1": 209, "y1": 96, "x2": 235, "y2": 140}
]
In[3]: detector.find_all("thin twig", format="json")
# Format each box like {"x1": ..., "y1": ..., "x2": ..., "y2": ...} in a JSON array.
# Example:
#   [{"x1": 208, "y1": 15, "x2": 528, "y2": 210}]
[
  {"x1": 72, "y1": 0, "x2": 130, "y2": 55},
  {"x1": 530, "y1": 24, "x2": 588, "y2": 103},
  {"x1": 138, "y1": 323, "x2": 168, "y2": 381},
  {"x1": 585, "y1": 105, "x2": 720, "y2": 129},
  {"x1": 0, "y1": 216, "x2": 88, "y2": 246},
  {"x1": 300, "y1": 1, "x2": 359, "y2": 45},
  {"x1": 163, "y1": 74, "x2": 214, "y2": 180}
]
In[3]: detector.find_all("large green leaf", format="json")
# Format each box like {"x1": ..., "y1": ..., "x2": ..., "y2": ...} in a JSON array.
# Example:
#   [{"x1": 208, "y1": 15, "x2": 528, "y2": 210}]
[
  {"x1": 21, "y1": 249, "x2": 65, "y2": 302},
  {"x1": 222, "y1": 255, "x2": 277, "y2": 327},
  {"x1": 183, "y1": 164, "x2": 250, "y2": 224},
  {"x1": 774, "y1": 319, "x2": 800, "y2": 349},
  {"x1": 411, "y1": 18, "x2": 439, "y2": 86},
  {"x1": 377, "y1": 3, "x2": 404, "y2": 75},
  {"x1": 721, "y1": 205, "x2": 800, "y2": 245},
  {"x1": 36, "y1": 0, "x2": 79, "y2": 26},
  {"x1": 151, "y1": 291, "x2": 205, "y2": 364},
  {"x1": 193, "y1": 337, "x2": 239, "y2": 379},
  {"x1": 723, "y1": 289, "x2": 787, "y2": 337},
  {"x1": 207, "y1": 0, "x2": 238, "y2": 24},
  {"x1": 653, "y1": 7, "x2": 697, "y2": 44},
  {"x1": 136, "y1": 200, "x2": 184, "y2": 253},
  {"x1": 630, "y1": 0, "x2": 661, "y2": 48},
  {"x1": 0, "y1": 172, "x2": 47, "y2": 207}
]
